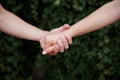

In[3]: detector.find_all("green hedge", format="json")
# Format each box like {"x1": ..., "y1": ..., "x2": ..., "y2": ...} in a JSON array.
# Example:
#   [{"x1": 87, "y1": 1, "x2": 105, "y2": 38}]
[{"x1": 0, "y1": 0, "x2": 120, "y2": 80}]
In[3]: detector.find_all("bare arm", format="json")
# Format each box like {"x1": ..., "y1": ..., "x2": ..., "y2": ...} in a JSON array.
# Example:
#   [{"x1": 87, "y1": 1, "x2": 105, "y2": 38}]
[
  {"x1": 0, "y1": 4, "x2": 47, "y2": 41},
  {"x1": 41, "y1": 0, "x2": 120, "y2": 55},
  {"x1": 0, "y1": 4, "x2": 72, "y2": 55},
  {"x1": 64, "y1": 0, "x2": 120, "y2": 38}
]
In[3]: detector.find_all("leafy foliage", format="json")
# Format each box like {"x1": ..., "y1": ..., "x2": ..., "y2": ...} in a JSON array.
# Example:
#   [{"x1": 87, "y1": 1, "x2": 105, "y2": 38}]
[{"x1": 0, "y1": 0, "x2": 120, "y2": 80}]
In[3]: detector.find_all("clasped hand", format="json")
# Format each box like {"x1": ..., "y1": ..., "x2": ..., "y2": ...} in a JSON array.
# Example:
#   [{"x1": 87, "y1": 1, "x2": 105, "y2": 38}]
[{"x1": 40, "y1": 24, "x2": 72, "y2": 55}]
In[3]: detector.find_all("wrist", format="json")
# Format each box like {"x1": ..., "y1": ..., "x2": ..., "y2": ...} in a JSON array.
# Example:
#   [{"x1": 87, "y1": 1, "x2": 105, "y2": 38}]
[
  {"x1": 38, "y1": 31, "x2": 49, "y2": 42},
  {"x1": 63, "y1": 29, "x2": 74, "y2": 38}
]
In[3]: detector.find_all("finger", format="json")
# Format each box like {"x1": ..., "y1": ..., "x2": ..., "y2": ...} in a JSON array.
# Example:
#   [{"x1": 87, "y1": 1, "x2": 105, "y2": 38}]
[
  {"x1": 50, "y1": 24, "x2": 70, "y2": 33},
  {"x1": 40, "y1": 39, "x2": 45, "y2": 49},
  {"x1": 47, "y1": 46, "x2": 58, "y2": 56},
  {"x1": 63, "y1": 24, "x2": 70, "y2": 29},
  {"x1": 57, "y1": 24, "x2": 70, "y2": 32},
  {"x1": 53, "y1": 45, "x2": 59, "y2": 55},
  {"x1": 60, "y1": 34, "x2": 69, "y2": 49},
  {"x1": 42, "y1": 46, "x2": 55, "y2": 55},
  {"x1": 64, "y1": 32, "x2": 72, "y2": 45},
  {"x1": 45, "y1": 43, "x2": 52, "y2": 49},
  {"x1": 57, "y1": 39, "x2": 64, "y2": 53}
]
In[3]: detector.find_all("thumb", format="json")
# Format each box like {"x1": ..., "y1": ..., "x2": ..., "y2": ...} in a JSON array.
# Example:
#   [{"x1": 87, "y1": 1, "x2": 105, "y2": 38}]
[
  {"x1": 42, "y1": 46, "x2": 55, "y2": 55},
  {"x1": 58, "y1": 24, "x2": 70, "y2": 32},
  {"x1": 51, "y1": 24, "x2": 70, "y2": 33}
]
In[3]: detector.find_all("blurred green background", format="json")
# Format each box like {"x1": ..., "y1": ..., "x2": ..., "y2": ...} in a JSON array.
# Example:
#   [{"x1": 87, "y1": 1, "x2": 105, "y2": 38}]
[{"x1": 0, "y1": 0, "x2": 120, "y2": 80}]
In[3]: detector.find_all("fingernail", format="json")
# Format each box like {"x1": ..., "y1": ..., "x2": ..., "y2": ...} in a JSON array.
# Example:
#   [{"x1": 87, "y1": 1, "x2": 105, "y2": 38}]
[{"x1": 42, "y1": 51, "x2": 47, "y2": 55}]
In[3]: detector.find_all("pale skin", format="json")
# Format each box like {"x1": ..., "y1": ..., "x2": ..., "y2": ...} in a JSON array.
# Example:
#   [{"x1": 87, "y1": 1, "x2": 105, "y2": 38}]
[
  {"x1": 43, "y1": 0, "x2": 120, "y2": 54},
  {"x1": 40, "y1": 28, "x2": 72, "y2": 55},
  {"x1": 0, "y1": 4, "x2": 72, "y2": 55}
]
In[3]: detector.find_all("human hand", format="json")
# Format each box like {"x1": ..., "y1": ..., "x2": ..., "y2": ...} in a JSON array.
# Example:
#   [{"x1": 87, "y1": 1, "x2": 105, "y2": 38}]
[{"x1": 40, "y1": 24, "x2": 72, "y2": 55}]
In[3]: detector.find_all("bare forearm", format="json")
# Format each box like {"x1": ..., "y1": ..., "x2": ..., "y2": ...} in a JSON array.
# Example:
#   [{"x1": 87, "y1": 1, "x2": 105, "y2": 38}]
[
  {"x1": 66, "y1": 0, "x2": 120, "y2": 38},
  {"x1": 0, "y1": 4, "x2": 47, "y2": 41}
]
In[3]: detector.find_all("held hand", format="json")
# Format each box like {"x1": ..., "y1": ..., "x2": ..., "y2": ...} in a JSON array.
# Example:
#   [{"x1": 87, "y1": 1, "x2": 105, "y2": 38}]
[
  {"x1": 43, "y1": 32, "x2": 72, "y2": 55},
  {"x1": 40, "y1": 24, "x2": 72, "y2": 55}
]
